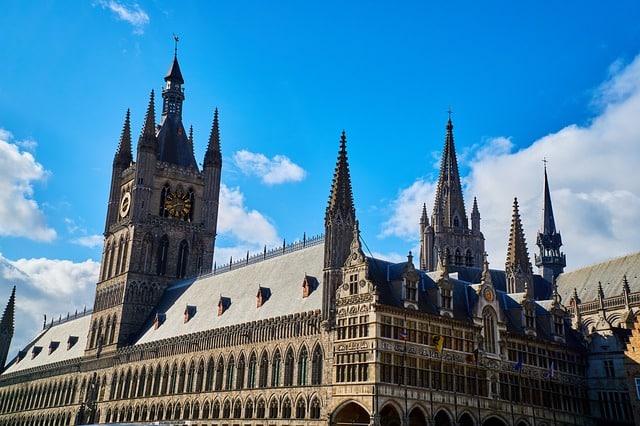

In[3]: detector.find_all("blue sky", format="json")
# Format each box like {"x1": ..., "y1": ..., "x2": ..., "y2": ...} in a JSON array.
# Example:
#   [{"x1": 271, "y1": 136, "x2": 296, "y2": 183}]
[{"x1": 1, "y1": 1, "x2": 640, "y2": 353}]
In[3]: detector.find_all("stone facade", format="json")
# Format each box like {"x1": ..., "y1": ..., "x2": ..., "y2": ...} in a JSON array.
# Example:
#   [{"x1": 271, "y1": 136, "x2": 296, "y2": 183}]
[{"x1": 0, "y1": 51, "x2": 638, "y2": 426}]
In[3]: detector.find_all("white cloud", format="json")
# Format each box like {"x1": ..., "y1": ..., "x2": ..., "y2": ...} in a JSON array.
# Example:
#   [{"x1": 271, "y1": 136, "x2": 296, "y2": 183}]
[
  {"x1": 96, "y1": 0, "x2": 149, "y2": 35},
  {"x1": 379, "y1": 179, "x2": 436, "y2": 240},
  {"x1": 0, "y1": 254, "x2": 99, "y2": 356},
  {"x1": 381, "y1": 54, "x2": 640, "y2": 271},
  {"x1": 233, "y1": 150, "x2": 306, "y2": 185},
  {"x1": 215, "y1": 184, "x2": 281, "y2": 264},
  {"x1": 71, "y1": 235, "x2": 104, "y2": 249},
  {"x1": 0, "y1": 130, "x2": 56, "y2": 242}
]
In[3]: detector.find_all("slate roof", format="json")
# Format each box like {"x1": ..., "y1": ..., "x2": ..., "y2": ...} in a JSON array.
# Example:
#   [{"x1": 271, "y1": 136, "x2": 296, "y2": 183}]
[
  {"x1": 135, "y1": 243, "x2": 325, "y2": 344},
  {"x1": 3, "y1": 312, "x2": 91, "y2": 375},
  {"x1": 557, "y1": 252, "x2": 640, "y2": 303}
]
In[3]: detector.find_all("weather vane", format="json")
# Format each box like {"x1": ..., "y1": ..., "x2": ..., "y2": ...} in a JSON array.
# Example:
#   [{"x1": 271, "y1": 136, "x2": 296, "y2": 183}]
[{"x1": 173, "y1": 34, "x2": 179, "y2": 56}]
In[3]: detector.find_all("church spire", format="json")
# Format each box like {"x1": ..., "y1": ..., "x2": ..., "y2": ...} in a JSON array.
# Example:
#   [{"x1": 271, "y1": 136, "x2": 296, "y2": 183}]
[
  {"x1": 535, "y1": 163, "x2": 566, "y2": 283},
  {"x1": 325, "y1": 131, "x2": 355, "y2": 227},
  {"x1": 432, "y1": 116, "x2": 468, "y2": 231},
  {"x1": 114, "y1": 109, "x2": 132, "y2": 166},
  {"x1": 0, "y1": 286, "x2": 15, "y2": 369},
  {"x1": 506, "y1": 197, "x2": 533, "y2": 294},
  {"x1": 323, "y1": 131, "x2": 356, "y2": 321}
]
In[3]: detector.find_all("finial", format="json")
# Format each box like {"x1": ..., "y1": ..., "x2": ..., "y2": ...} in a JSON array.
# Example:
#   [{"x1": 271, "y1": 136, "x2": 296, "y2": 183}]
[
  {"x1": 447, "y1": 106, "x2": 453, "y2": 120},
  {"x1": 542, "y1": 157, "x2": 548, "y2": 170},
  {"x1": 173, "y1": 34, "x2": 179, "y2": 57}
]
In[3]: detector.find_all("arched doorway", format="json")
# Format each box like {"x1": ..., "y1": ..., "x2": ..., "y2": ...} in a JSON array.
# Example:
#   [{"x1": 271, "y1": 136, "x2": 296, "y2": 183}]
[
  {"x1": 408, "y1": 407, "x2": 427, "y2": 426},
  {"x1": 459, "y1": 412, "x2": 475, "y2": 426},
  {"x1": 379, "y1": 404, "x2": 401, "y2": 426},
  {"x1": 333, "y1": 402, "x2": 370, "y2": 426},
  {"x1": 434, "y1": 410, "x2": 452, "y2": 426},
  {"x1": 482, "y1": 416, "x2": 508, "y2": 426}
]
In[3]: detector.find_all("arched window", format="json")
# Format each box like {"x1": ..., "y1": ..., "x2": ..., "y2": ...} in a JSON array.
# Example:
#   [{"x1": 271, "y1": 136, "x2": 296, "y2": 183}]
[
  {"x1": 284, "y1": 348, "x2": 294, "y2": 386},
  {"x1": 212, "y1": 401, "x2": 220, "y2": 418},
  {"x1": 282, "y1": 398, "x2": 292, "y2": 418},
  {"x1": 156, "y1": 236, "x2": 169, "y2": 276},
  {"x1": 186, "y1": 361, "x2": 196, "y2": 393},
  {"x1": 310, "y1": 397, "x2": 321, "y2": 419},
  {"x1": 245, "y1": 399, "x2": 253, "y2": 418},
  {"x1": 109, "y1": 315, "x2": 117, "y2": 344},
  {"x1": 222, "y1": 400, "x2": 231, "y2": 418},
  {"x1": 159, "y1": 183, "x2": 170, "y2": 217},
  {"x1": 295, "y1": 398, "x2": 306, "y2": 419},
  {"x1": 268, "y1": 398, "x2": 278, "y2": 418},
  {"x1": 205, "y1": 357, "x2": 215, "y2": 391},
  {"x1": 176, "y1": 240, "x2": 189, "y2": 278},
  {"x1": 311, "y1": 345, "x2": 323, "y2": 385},
  {"x1": 236, "y1": 354, "x2": 245, "y2": 390},
  {"x1": 141, "y1": 234, "x2": 154, "y2": 274},
  {"x1": 247, "y1": 353, "x2": 257, "y2": 389},
  {"x1": 256, "y1": 399, "x2": 266, "y2": 419},
  {"x1": 483, "y1": 307, "x2": 498, "y2": 354},
  {"x1": 226, "y1": 356, "x2": 235, "y2": 390},
  {"x1": 215, "y1": 358, "x2": 224, "y2": 390},
  {"x1": 169, "y1": 363, "x2": 178, "y2": 394},
  {"x1": 177, "y1": 362, "x2": 186, "y2": 393},
  {"x1": 298, "y1": 347, "x2": 308, "y2": 385},
  {"x1": 119, "y1": 235, "x2": 129, "y2": 274},
  {"x1": 454, "y1": 248, "x2": 462, "y2": 265},
  {"x1": 258, "y1": 351, "x2": 268, "y2": 387},
  {"x1": 453, "y1": 215, "x2": 460, "y2": 227},
  {"x1": 465, "y1": 249, "x2": 474, "y2": 266},
  {"x1": 195, "y1": 359, "x2": 204, "y2": 392},
  {"x1": 161, "y1": 364, "x2": 169, "y2": 395},
  {"x1": 271, "y1": 350, "x2": 281, "y2": 387},
  {"x1": 233, "y1": 399, "x2": 242, "y2": 418}
]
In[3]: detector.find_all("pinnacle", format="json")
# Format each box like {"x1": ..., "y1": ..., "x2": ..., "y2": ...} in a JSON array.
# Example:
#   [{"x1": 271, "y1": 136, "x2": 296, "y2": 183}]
[
  {"x1": 506, "y1": 197, "x2": 532, "y2": 274},
  {"x1": 204, "y1": 108, "x2": 222, "y2": 167},
  {"x1": 326, "y1": 131, "x2": 355, "y2": 220}
]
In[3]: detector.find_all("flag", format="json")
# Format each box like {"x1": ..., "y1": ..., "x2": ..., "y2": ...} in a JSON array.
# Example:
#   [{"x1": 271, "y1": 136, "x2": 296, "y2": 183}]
[
  {"x1": 514, "y1": 356, "x2": 523, "y2": 371},
  {"x1": 465, "y1": 349, "x2": 478, "y2": 363},
  {"x1": 399, "y1": 329, "x2": 408, "y2": 340},
  {"x1": 432, "y1": 334, "x2": 444, "y2": 352},
  {"x1": 544, "y1": 361, "x2": 555, "y2": 379}
]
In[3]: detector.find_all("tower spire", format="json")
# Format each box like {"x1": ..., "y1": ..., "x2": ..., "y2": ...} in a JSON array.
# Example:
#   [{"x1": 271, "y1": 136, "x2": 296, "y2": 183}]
[
  {"x1": 138, "y1": 90, "x2": 157, "y2": 150},
  {"x1": 423, "y1": 115, "x2": 484, "y2": 271},
  {"x1": 535, "y1": 162, "x2": 566, "y2": 283},
  {"x1": 506, "y1": 197, "x2": 533, "y2": 294},
  {"x1": 323, "y1": 130, "x2": 356, "y2": 321},
  {"x1": 204, "y1": 108, "x2": 222, "y2": 167},
  {"x1": 114, "y1": 109, "x2": 132, "y2": 166},
  {"x1": 0, "y1": 286, "x2": 15, "y2": 369}
]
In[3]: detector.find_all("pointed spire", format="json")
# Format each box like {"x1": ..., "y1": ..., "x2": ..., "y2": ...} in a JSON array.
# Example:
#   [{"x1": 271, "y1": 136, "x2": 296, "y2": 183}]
[
  {"x1": 506, "y1": 198, "x2": 532, "y2": 272},
  {"x1": 506, "y1": 197, "x2": 533, "y2": 294},
  {"x1": 433, "y1": 116, "x2": 467, "y2": 230},
  {"x1": 114, "y1": 109, "x2": 132, "y2": 166},
  {"x1": 204, "y1": 108, "x2": 222, "y2": 167},
  {"x1": 188, "y1": 124, "x2": 195, "y2": 159},
  {"x1": 0, "y1": 286, "x2": 15, "y2": 335},
  {"x1": 165, "y1": 53, "x2": 184, "y2": 85},
  {"x1": 326, "y1": 131, "x2": 355, "y2": 221},
  {"x1": 0, "y1": 286, "x2": 15, "y2": 369},
  {"x1": 420, "y1": 203, "x2": 428, "y2": 226},
  {"x1": 138, "y1": 90, "x2": 156, "y2": 150},
  {"x1": 535, "y1": 162, "x2": 566, "y2": 282}
]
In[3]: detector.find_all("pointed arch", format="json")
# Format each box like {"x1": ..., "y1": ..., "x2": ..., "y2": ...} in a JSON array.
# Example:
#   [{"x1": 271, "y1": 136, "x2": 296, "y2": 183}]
[
  {"x1": 310, "y1": 395, "x2": 321, "y2": 419},
  {"x1": 156, "y1": 235, "x2": 169, "y2": 275},
  {"x1": 282, "y1": 396, "x2": 292, "y2": 418},
  {"x1": 236, "y1": 352, "x2": 246, "y2": 389},
  {"x1": 284, "y1": 346, "x2": 295, "y2": 386},
  {"x1": 482, "y1": 306, "x2": 498, "y2": 354},
  {"x1": 271, "y1": 348, "x2": 282, "y2": 387},
  {"x1": 247, "y1": 351, "x2": 257, "y2": 388},
  {"x1": 298, "y1": 345, "x2": 309, "y2": 385},
  {"x1": 258, "y1": 349, "x2": 269, "y2": 387},
  {"x1": 311, "y1": 343, "x2": 323, "y2": 384},
  {"x1": 295, "y1": 396, "x2": 306, "y2": 419},
  {"x1": 226, "y1": 354, "x2": 235, "y2": 390},
  {"x1": 176, "y1": 240, "x2": 189, "y2": 278},
  {"x1": 195, "y1": 358, "x2": 205, "y2": 392}
]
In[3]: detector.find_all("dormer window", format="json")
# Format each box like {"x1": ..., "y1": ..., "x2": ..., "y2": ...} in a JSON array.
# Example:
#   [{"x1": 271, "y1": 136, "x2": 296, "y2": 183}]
[
  {"x1": 48, "y1": 341, "x2": 60, "y2": 355},
  {"x1": 184, "y1": 305, "x2": 196, "y2": 323},
  {"x1": 440, "y1": 288, "x2": 452, "y2": 310},
  {"x1": 302, "y1": 275, "x2": 317, "y2": 298},
  {"x1": 257, "y1": 287, "x2": 271, "y2": 307},
  {"x1": 154, "y1": 312, "x2": 166, "y2": 330},
  {"x1": 404, "y1": 279, "x2": 418, "y2": 302},
  {"x1": 525, "y1": 308, "x2": 535, "y2": 329},
  {"x1": 218, "y1": 296, "x2": 231, "y2": 316},
  {"x1": 553, "y1": 314, "x2": 564, "y2": 336},
  {"x1": 67, "y1": 336, "x2": 78, "y2": 350},
  {"x1": 32, "y1": 346, "x2": 42, "y2": 359}
]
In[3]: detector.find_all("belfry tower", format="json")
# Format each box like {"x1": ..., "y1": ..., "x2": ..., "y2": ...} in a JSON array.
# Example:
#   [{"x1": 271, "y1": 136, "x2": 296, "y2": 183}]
[
  {"x1": 534, "y1": 164, "x2": 566, "y2": 283},
  {"x1": 420, "y1": 116, "x2": 484, "y2": 271},
  {"x1": 86, "y1": 49, "x2": 222, "y2": 355}
]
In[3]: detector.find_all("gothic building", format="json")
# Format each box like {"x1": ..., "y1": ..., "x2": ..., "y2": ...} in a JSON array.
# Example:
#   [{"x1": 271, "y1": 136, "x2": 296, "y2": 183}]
[{"x1": 0, "y1": 51, "x2": 637, "y2": 426}]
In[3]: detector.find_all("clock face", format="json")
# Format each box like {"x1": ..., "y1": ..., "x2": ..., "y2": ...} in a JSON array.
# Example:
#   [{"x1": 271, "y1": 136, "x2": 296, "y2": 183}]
[
  {"x1": 119, "y1": 192, "x2": 131, "y2": 218},
  {"x1": 165, "y1": 190, "x2": 192, "y2": 219}
]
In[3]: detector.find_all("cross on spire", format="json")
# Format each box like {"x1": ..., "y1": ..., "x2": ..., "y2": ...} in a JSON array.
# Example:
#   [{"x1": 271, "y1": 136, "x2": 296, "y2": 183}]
[
  {"x1": 447, "y1": 106, "x2": 453, "y2": 120},
  {"x1": 173, "y1": 34, "x2": 179, "y2": 57}
]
